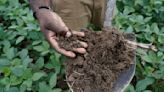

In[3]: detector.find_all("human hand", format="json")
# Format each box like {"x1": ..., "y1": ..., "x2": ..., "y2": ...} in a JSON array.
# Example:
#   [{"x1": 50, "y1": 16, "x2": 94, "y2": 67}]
[{"x1": 36, "y1": 9, "x2": 88, "y2": 58}]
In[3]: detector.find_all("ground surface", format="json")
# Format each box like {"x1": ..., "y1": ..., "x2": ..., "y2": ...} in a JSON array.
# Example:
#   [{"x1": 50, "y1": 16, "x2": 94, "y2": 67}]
[{"x1": 58, "y1": 29, "x2": 135, "y2": 92}]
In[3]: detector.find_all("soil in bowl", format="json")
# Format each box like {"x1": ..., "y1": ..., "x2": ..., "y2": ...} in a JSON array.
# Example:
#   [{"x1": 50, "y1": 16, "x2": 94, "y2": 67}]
[{"x1": 57, "y1": 29, "x2": 135, "y2": 92}]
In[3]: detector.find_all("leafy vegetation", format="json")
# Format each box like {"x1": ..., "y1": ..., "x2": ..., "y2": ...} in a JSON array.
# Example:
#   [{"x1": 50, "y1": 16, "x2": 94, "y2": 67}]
[
  {"x1": 114, "y1": 0, "x2": 164, "y2": 92},
  {"x1": 0, "y1": 0, "x2": 163, "y2": 92},
  {"x1": 0, "y1": 0, "x2": 68, "y2": 92}
]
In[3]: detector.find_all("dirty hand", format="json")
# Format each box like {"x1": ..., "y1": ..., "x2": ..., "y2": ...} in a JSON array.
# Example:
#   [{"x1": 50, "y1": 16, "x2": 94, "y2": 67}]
[{"x1": 35, "y1": 9, "x2": 88, "y2": 58}]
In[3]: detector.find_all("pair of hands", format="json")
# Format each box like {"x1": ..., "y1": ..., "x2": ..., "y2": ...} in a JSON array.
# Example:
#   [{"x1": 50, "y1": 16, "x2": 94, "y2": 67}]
[{"x1": 36, "y1": 9, "x2": 87, "y2": 58}]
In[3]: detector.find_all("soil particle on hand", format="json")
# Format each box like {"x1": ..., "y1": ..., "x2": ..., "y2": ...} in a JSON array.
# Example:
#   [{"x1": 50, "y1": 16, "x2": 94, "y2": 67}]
[{"x1": 57, "y1": 29, "x2": 135, "y2": 92}]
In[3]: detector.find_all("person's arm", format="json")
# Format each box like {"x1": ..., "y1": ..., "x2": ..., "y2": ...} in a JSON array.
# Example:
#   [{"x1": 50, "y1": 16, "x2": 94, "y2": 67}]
[
  {"x1": 28, "y1": 0, "x2": 87, "y2": 58},
  {"x1": 29, "y1": 0, "x2": 68, "y2": 35}
]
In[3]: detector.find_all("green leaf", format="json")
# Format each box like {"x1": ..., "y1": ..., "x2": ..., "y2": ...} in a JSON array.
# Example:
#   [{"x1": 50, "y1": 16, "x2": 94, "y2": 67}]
[
  {"x1": 145, "y1": 33, "x2": 155, "y2": 42},
  {"x1": 32, "y1": 40, "x2": 42, "y2": 46},
  {"x1": 6, "y1": 47, "x2": 15, "y2": 60},
  {"x1": 8, "y1": 0, "x2": 19, "y2": 7},
  {"x1": 136, "y1": 77, "x2": 155, "y2": 92},
  {"x1": 126, "y1": 26, "x2": 134, "y2": 33},
  {"x1": 143, "y1": 66, "x2": 154, "y2": 76},
  {"x1": 39, "y1": 82, "x2": 51, "y2": 92},
  {"x1": 156, "y1": 52, "x2": 164, "y2": 63},
  {"x1": 10, "y1": 75, "x2": 22, "y2": 86},
  {"x1": 0, "y1": 59, "x2": 10, "y2": 66},
  {"x1": 33, "y1": 41, "x2": 50, "y2": 54},
  {"x1": 16, "y1": 36, "x2": 24, "y2": 45},
  {"x1": 11, "y1": 58, "x2": 21, "y2": 66},
  {"x1": 151, "y1": 23, "x2": 159, "y2": 34},
  {"x1": 0, "y1": 0, "x2": 7, "y2": 5},
  {"x1": 8, "y1": 25, "x2": 18, "y2": 29},
  {"x1": 43, "y1": 41, "x2": 50, "y2": 49},
  {"x1": 0, "y1": 77, "x2": 10, "y2": 85},
  {"x1": 22, "y1": 56, "x2": 33, "y2": 68},
  {"x1": 36, "y1": 57, "x2": 44, "y2": 69},
  {"x1": 33, "y1": 45, "x2": 45, "y2": 52},
  {"x1": 44, "y1": 63, "x2": 55, "y2": 70},
  {"x1": 135, "y1": 15, "x2": 144, "y2": 24},
  {"x1": 142, "y1": 55, "x2": 152, "y2": 63},
  {"x1": 123, "y1": 6, "x2": 135, "y2": 15},
  {"x1": 142, "y1": 51, "x2": 162, "y2": 64},
  {"x1": 142, "y1": 51, "x2": 155, "y2": 63},
  {"x1": 143, "y1": 90, "x2": 152, "y2": 92},
  {"x1": 2, "y1": 67, "x2": 11, "y2": 77},
  {"x1": 152, "y1": 69, "x2": 164, "y2": 79},
  {"x1": 52, "y1": 88, "x2": 62, "y2": 92},
  {"x1": 0, "y1": 87, "x2": 4, "y2": 92},
  {"x1": 49, "y1": 73, "x2": 57, "y2": 88},
  {"x1": 41, "y1": 50, "x2": 50, "y2": 56},
  {"x1": 32, "y1": 72, "x2": 46, "y2": 81},
  {"x1": 3, "y1": 40, "x2": 11, "y2": 48},
  {"x1": 22, "y1": 68, "x2": 32, "y2": 79},
  {"x1": 144, "y1": 17, "x2": 152, "y2": 23},
  {"x1": 26, "y1": 23, "x2": 38, "y2": 30},
  {"x1": 5, "y1": 87, "x2": 19, "y2": 92},
  {"x1": 50, "y1": 54, "x2": 61, "y2": 74},
  {"x1": 19, "y1": 49, "x2": 28, "y2": 60},
  {"x1": 28, "y1": 31, "x2": 41, "y2": 40},
  {"x1": 136, "y1": 48, "x2": 147, "y2": 55},
  {"x1": 158, "y1": 34, "x2": 164, "y2": 44},
  {"x1": 159, "y1": 7, "x2": 164, "y2": 12},
  {"x1": 11, "y1": 66, "x2": 24, "y2": 77},
  {"x1": 124, "y1": 84, "x2": 135, "y2": 92},
  {"x1": 0, "y1": 27, "x2": 6, "y2": 39},
  {"x1": 3, "y1": 40, "x2": 11, "y2": 53},
  {"x1": 20, "y1": 84, "x2": 27, "y2": 92},
  {"x1": 22, "y1": 79, "x2": 32, "y2": 89},
  {"x1": 154, "y1": 0, "x2": 162, "y2": 5},
  {"x1": 135, "y1": 0, "x2": 144, "y2": 6}
]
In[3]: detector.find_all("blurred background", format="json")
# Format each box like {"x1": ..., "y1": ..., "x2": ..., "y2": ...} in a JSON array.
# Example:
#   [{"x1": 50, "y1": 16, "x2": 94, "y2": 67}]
[{"x1": 0, "y1": 0, "x2": 163, "y2": 92}]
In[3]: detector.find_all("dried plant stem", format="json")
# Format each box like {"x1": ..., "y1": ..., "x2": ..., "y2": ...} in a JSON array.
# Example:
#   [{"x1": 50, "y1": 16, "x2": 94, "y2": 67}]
[
  {"x1": 125, "y1": 40, "x2": 157, "y2": 51},
  {"x1": 66, "y1": 76, "x2": 74, "y2": 92}
]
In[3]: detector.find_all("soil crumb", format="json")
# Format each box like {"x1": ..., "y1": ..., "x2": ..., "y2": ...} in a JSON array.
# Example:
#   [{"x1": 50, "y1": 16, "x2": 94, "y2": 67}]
[{"x1": 57, "y1": 29, "x2": 135, "y2": 92}]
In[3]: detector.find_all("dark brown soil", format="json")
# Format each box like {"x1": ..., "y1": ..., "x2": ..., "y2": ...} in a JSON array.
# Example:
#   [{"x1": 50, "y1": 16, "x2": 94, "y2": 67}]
[{"x1": 57, "y1": 29, "x2": 135, "y2": 92}]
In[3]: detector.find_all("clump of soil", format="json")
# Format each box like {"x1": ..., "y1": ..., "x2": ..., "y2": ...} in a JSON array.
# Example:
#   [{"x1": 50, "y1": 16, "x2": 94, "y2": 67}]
[{"x1": 57, "y1": 29, "x2": 135, "y2": 92}]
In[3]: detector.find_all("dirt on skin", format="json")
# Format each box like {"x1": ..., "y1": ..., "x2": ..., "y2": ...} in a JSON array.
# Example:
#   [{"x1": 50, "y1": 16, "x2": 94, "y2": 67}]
[{"x1": 57, "y1": 29, "x2": 135, "y2": 92}]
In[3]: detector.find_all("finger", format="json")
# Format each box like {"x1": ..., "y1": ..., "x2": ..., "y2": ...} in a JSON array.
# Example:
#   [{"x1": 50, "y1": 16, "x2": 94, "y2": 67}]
[
  {"x1": 57, "y1": 47, "x2": 76, "y2": 58},
  {"x1": 72, "y1": 31, "x2": 85, "y2": 37},
  {"x1": 73, "y1": 48, "x2": 86, "y2": 54},
  {"x1": 79, "y1": 41, "x2": 88, "y2": 48},
  {"x1": 51, "y1": 40, "x2": 76, "y2": 58},
  {"x1": 65, "y1": 31, "x2": 72, "y2": 37}
]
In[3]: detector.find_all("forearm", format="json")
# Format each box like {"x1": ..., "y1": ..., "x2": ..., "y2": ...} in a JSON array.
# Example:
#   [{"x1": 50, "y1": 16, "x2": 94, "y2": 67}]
[{"x1": 29, "y1": 0, "x2": 51, "y2": 12}]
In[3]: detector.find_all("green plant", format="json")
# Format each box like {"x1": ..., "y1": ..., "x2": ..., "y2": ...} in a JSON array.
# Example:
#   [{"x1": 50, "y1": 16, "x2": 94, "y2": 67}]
[
  {"x1": 113, "y1": 0, "x2": 164, "y2": 92},
  {"x1": 0, "y1": 0, "x2": 68, "y2": 92}
]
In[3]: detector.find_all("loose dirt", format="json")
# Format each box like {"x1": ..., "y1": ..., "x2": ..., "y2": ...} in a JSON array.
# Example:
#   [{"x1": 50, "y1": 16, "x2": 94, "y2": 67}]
[{"x1": 57, "y1": 29, "x2": 135, "y2": 92}]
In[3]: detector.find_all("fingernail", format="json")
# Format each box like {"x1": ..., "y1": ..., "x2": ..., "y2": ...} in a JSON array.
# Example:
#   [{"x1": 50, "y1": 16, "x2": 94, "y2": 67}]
[
  {"x1": 81, "y1": 49, "x2": 86, "y2": 54},
  {"x1": 75, "y1": 48, "x2": 86, "y2": 54},
  {"x1": 80, "y1": 41, "x2": 88, "y2": 48},
  {"x1": 71, "y1": 53, "x2": 76, "y2": 58}
]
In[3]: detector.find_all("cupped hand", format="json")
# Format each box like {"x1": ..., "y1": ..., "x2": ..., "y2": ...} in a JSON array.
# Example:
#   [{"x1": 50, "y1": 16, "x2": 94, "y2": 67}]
[{"x1": 36, "y1": 9, "x2": 87, "y2": 58}]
